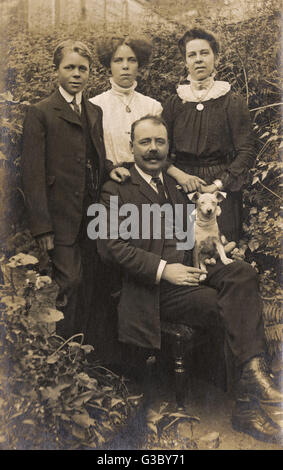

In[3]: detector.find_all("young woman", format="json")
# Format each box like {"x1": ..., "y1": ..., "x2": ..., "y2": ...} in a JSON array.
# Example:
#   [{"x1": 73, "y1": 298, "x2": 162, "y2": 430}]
[
  {"x1": 90, "y1": 36, "x2": 162, "y2": 183},
  {"x1": 162, "y1": 28, "x2": 256, "y2": 242}
]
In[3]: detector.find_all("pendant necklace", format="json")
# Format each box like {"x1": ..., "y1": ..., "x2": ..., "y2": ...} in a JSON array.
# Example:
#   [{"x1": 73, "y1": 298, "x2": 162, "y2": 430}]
[
  {"x1": 115, "y1": 92, "x2": 134, "y2": 113},
  {"x1": 190, "y1": 82, "x2": 214, "y2": 111}
]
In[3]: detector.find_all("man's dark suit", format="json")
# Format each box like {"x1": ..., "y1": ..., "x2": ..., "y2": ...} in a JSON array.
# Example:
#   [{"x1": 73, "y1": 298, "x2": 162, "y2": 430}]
[
  {"x1": 22, "y1": 89, "x2": 107, "y2": 339},
  {"x1": 98, "y1": 166, "x2": 266, "y2": 368}
]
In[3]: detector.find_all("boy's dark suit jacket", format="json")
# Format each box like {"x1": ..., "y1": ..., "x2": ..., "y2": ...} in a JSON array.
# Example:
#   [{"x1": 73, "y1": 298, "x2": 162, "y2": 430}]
[
  {"x1": 98, "y1": 166, "x2": 193, "y2": 350},
  {"x1": 22, "y1": 89, "x2": 106, "y2": 245}
]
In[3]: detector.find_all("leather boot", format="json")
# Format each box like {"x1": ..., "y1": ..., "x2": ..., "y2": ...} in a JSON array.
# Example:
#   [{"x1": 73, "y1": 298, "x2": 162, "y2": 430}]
[
  {"x1": 237, "y1": 356, "x2": 283, "y2": 405},
  {"x1": 232, "y1": 397, "x2": 282, "y2": 443}
]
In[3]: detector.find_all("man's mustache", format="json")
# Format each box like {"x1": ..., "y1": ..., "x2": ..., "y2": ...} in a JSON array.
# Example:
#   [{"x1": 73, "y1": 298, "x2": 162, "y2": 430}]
[{"x1": 143, "y1": 151, "x2": 165, "y2": 161}]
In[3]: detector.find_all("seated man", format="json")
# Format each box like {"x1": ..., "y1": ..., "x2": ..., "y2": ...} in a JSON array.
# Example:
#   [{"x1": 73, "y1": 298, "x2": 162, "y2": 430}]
[{"x1": 96, "y1": 114, "x2": 283, "y2": 442}]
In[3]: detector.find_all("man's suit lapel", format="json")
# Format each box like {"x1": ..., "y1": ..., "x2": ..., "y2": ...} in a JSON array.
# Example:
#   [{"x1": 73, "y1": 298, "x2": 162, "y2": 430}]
[
  {"x1": 130, "y1": 167, "x2": 163, "y2": 205},
  {"x1": 163, "y1": 172, "x2": 183, "y2": 205},
  {"x1": 51, "y1": 89, "x2": 82, "y2": 127},
  {"x1": 83, "y1": 97, "x2": 99, "y2": 129},
  {"x1": 130, "y1": 167, "x2": 183, "y2": 205}
]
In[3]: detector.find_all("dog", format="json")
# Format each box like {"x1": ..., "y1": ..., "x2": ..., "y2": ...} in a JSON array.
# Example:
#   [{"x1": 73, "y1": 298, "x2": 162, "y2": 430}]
[{"x1": 188, "y1": 191, "x2": 234, "y2": 281}]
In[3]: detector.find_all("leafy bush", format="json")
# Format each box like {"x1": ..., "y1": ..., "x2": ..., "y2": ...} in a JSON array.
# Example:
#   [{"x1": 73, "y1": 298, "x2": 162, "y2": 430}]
[
  {"x1": 0, "y1": 253, "x2": 141, "y2": 449},
  {"x1": 0, "y1": 1, "x2": 282, "y2": 449}
]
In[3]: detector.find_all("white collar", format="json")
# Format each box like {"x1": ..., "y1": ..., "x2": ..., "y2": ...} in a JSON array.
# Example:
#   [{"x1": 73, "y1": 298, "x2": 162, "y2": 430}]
[
  {"x1": 177, "y1": 80, "x2": 231, "y2": 103},
  {"x1": 134, "y1": 164, "x2": 164, "y2": 185},
  {"x1": 110, "y1": 77, "x2": 137, "y2": 96},
  {"x1": 59, "y1": 86, "x2": 82, "y2": 105}
]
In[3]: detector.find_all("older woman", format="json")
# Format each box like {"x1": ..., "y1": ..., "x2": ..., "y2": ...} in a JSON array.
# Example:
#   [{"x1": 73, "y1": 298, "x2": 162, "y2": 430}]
[
  {"x1": 90, "y1": 36, "x2": 162, "y2": 183},
  {"x1": 163, "y1": 28, "x2": 256, "y2": 242}
]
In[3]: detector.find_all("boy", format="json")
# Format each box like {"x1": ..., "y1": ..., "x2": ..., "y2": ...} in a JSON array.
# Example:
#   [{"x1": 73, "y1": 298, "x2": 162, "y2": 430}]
[{"x1": 22, "y1": 40, "x2": 106, "y2": 340}]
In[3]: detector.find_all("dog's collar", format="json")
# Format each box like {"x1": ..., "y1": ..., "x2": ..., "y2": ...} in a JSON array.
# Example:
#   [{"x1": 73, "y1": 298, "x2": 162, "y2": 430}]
[{"x1": 195, "y1": 218, "x2": 218, "y2": 228}]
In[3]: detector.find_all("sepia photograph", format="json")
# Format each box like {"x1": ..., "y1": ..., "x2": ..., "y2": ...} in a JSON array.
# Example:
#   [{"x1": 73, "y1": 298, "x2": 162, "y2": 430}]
[{"x1": 0, "y1": 0, "x2": 282, "y2": 453}]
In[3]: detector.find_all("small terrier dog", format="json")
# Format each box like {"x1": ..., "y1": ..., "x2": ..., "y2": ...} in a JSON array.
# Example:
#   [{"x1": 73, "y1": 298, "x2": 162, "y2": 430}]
[{"x1": 188, "y1": 191, "x2": 234, "y2": 281}]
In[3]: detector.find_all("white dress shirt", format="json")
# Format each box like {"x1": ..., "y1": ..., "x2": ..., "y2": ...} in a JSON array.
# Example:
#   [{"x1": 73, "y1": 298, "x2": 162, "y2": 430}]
[
  {"x1": 59, "y1": 86, "x2": 82, "y2": 114},
  {"x1": 134, "y1": 164, "x2": 167, "y2": 284}
]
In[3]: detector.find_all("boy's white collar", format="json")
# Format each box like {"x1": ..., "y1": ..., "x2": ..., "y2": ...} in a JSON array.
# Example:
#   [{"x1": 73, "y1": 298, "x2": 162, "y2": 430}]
[{"x1": 59, "y1": 86, "x2": 82, "y2": 105}]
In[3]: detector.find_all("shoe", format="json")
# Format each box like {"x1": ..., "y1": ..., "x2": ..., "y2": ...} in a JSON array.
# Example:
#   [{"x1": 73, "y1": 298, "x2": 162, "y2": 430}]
[
  {"x1": 238, "y1": 356, "x2": 283, "y2": 405},
  {"x1": 232, "y1": 398, "x2": 282, "y2": 443}
]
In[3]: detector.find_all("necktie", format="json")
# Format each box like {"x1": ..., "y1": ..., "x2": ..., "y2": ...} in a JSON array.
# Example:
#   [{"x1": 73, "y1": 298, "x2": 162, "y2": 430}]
[
  {"x1": 71, "y1": 97, "x2": 81, "y2": 116},
  {"x1": 151, "y1": 176, "x2": 167, "y2": 203}
]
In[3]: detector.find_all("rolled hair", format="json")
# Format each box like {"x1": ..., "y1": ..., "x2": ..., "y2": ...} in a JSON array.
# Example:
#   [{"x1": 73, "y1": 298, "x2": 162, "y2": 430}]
[
  {"x1": 96, "y1": 36, "x2": 153, "y2": 69},
  {"x1": 53, "y1": 39, "x2": 92, "y2": 69},
  {"x1": 178, "y1": 28, "x2": 220, "y2": 60},
  {"x1": 130, "y1": 114, "x2": 169, "y2": 142}
]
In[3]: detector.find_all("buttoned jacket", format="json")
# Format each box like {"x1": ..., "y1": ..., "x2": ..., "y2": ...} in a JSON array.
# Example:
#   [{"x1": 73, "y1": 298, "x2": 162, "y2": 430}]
[
  {"x1": 98, "y1": 166, "x2": 193, "y2": 349},
  {"x1": 22, "y1": 89, "x2": 106, "y2": 245}
]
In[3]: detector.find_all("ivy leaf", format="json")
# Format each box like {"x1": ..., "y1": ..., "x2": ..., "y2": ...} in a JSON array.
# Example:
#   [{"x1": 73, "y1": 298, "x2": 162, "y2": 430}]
[
  {"x1": 40, "y1": 382, "x2": 71, "y2": 401},
  {"x1": 7, "y1": 253, "x2": 38, "y2": 268},
  {"x1": 260, "y1": 131, "x2": 270, "y2": 139},
  {"x1": 80, "y1": 344, "x2": 94, "y2": 354},
  {"x1": 73, "y1": 411, "x2": 95, "y2": 428},
  {"x1": 76, "y1": 372, "x2": 98, "y2": 389},
  {"x1": 167, "y1": 411, "x2": 200, "y2": 422},
  {"x1": 248, "y1": 239, "x2": 260, "y2": 252},
  {"x1": 110, "y1": 398, "x2": 125, "y2": 408},
  {"x1": 252, "y1": 176, "x2": 259, "y2": 185},
  {"x1": 71, "y1": 391, "x2": 94, "y2": 407},
  {"x1": 35, "y1": 275, "x2": 52, "y2": 290},
  {"x1": 37, "y1": 308, "x2": 64, "y2": 323},
  {"x1": 72, "y1": 423, "x2": 87, "y2": 440},
  {"x1": 267, "y1": 135, "x2": 278, "y2": 143},
  {"x1": 46, "y1": 354, "x2": 60, "y2": 364}
]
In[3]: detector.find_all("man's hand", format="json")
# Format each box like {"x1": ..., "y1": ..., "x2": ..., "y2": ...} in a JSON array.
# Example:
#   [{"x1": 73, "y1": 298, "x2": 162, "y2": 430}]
[
  {"x1": 161, "y1": 263, "x2": 207, "y2": 286},
  {"x1": 110, "y1": 167, "x2": 130, "y2": 184},
  {"x1": 36, "y1": 234, "x2": 54, "y2": 252}
]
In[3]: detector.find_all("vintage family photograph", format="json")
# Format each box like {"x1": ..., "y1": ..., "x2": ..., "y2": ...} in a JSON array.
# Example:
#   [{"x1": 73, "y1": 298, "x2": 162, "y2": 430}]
[{"x1": 0, "y1": 0, "x2": 282, "y2": 452}]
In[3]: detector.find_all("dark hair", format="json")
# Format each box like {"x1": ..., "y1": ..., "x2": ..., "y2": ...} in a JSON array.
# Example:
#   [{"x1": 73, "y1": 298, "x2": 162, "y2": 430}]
[
  {"x1": 130, "y1": 115, "x2": 169, "y2": 142},
  {"x1": 178, "y1": 28, "x2": 220, "y2": 60},
  {"x1": 53, "y1": 39, "x2": 92, "y2": 69},
  {"x1": 96, "y1": 36, "x2": 152, "y2": 69}
]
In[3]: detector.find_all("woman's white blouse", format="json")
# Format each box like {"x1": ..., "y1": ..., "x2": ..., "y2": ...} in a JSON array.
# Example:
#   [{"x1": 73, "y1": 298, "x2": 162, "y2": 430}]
[{"x1": 90, "y1": 89, "x2": 163, "y2": 166}]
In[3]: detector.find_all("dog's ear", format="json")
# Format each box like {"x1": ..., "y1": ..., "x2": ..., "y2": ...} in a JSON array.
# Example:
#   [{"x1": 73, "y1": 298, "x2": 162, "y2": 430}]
[
  {"x1": 187, "y1": 192, "x2": 200, "y2": 202},
  {"x1": 215, "y1": 191, "x2": 227, "y2": 202}
]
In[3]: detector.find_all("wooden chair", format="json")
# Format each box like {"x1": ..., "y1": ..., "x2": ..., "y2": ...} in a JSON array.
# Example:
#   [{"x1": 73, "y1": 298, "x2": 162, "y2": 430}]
[
  {"x1": 110, "y1": 289, "x2": 224, "y2": 412},
  {"x1": 143, "y1": 321, "x2": 208, "y2": 411}
]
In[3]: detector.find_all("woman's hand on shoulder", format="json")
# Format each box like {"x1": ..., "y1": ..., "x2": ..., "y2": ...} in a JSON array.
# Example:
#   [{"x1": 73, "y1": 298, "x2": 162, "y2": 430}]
[
  {"x1": 110, "y1": 167, "x2": 130, "y2": 184},
  {"x1": 176, "y1": 173, "x2": 206, "y2": 193},
  {"x1": 167, "y1": 165, "x2": 206, "y2": 192},
  {"x1": 199, "y1": 183, "x2": 217, "y2": 193}
]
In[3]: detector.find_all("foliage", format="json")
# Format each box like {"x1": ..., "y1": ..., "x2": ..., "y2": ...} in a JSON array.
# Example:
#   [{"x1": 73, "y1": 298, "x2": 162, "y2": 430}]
[
  {"x1": 0, "y1": 3, "x2": 281, "y2": 247},
  {"x1": 0, "y1": 253, "x2": 142, "y2": 449},
  {"x1": 144, "y1": 402, "x2": 199, "y2": 450},
  {"x1": 0, "y1": 0, "x2": 282, "y2": 449}
]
